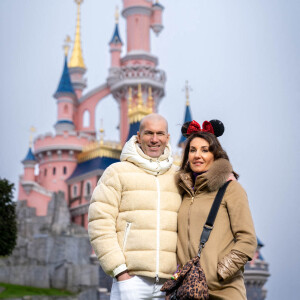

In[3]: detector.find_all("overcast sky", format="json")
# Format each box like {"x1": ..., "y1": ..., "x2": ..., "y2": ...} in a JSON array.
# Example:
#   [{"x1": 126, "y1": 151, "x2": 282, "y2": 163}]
[{"x1": 0, "y1": 1, "x2": 299, "y2": 299}]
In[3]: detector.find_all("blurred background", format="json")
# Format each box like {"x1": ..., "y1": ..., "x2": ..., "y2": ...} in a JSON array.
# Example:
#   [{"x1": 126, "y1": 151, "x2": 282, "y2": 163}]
[{"x1": 0, "y1": 1, "x2": 299, "y2": 299}]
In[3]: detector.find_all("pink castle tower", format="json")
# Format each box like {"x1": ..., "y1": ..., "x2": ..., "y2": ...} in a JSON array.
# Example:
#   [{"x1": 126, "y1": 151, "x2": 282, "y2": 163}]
[
  {"x1": 108, "y1": 0, "x2": 166, "y2": 143},
  {"x1": 18, "y1": 0, "x2": 165, "y2": 222}
]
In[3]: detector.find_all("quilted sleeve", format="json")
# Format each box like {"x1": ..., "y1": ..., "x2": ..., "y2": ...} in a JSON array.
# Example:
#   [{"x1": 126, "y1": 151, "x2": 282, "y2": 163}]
[
  {"x1": 88, "y1": 164, "x2": 126, "y2": 277},
  {"x1": 225, "y1": 181, "x2": 257, "y2": 260}
]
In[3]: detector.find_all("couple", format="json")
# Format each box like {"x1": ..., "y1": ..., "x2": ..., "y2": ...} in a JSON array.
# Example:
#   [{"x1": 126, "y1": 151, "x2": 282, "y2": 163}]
[{"x1": 88, "y1": 114, "x2": 257, "y2": 300}]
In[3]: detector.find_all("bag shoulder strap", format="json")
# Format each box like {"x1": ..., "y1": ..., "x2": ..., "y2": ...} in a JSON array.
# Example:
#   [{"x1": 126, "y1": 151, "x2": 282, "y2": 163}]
[{"x1": 197, "y1": 181, "x2": 231, "y2": 257}]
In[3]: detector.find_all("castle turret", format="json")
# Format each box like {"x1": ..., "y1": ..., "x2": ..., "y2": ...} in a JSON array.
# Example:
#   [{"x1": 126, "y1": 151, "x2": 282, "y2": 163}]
[
  {"x1": 22, "y1": 147, "x2": 37, "y2": 185},
  {"x1": 68, "y1": 0, "x2": 86, "y2": 99},
  {"x1": 54, "y1": 41, "x2": 77, "y2": 133},
  {"x1": 151, "y1": 1, "x2": 164, "y2": 35},
  {"x1": 245, "y1": 237, "x2": 270, "y2": 300},
  {"x1": 107, "y1": 0, "x2": 166, "y2": 144},
  {"x1": 178, "y1": 81, "x2": 193, "y2": 148},
  {"x1": 109, "y1": 7, "x2": 123, "y2": 68}
]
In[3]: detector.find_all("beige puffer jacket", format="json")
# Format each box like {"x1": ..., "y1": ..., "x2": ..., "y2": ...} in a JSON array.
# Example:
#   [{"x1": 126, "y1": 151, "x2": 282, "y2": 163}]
[{"x1": 88, "y1": 136, "x2": 182, "y2": 279}]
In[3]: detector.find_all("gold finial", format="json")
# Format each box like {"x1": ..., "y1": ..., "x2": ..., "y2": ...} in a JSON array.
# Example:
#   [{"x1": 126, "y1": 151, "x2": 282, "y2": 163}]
[
  {"x1": 137, "y1": 84, "x2": 143, "y2": 107},
  {"x1": 29, "y1": 126, "x2": 36, "y2": 147},
  {"x1": 127, "y1": 85, "x2": 153, "y2": 123},
  {"x1": 99, "y1": 119, "x2": 104, "y2": 145},
  {"x1": 128, "y1": 87, "x2": 133, "y2": 113},
  {"x1": 183, "y1": 80, "x2": 192, "y2": 106},
  {"x1": 69, "y1": 0, "x2": 86, "y2": 68},
  {"x1": 148, "y1": 86, "x2": 153, "y2": 112},
  {"x1": 63, "y1": 35, "x2": 72, "y2": 57},
  {"x1": 115, "y1": 6, "x2": 119, "y2": 24}
]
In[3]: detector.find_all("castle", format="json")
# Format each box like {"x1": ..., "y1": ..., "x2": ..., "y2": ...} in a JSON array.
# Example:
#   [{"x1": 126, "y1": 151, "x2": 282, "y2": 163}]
[{"x1": 17, "y1": 0, "x2": 269, "y2": 298}]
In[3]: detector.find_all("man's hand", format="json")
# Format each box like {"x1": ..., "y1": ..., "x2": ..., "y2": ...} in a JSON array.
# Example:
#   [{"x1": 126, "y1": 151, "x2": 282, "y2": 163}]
[
  {"x1": 116, "y1": 271, "x2": 133, "y2": 281},
  {"x1": 227, "y1": 173, "x2": 236, "y2": 181}
]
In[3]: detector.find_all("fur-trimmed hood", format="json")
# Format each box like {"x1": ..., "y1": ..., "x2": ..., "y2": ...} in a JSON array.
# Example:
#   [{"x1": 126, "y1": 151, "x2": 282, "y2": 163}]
[{"x1": 177, "y1": 158, "x2": 233, "y2": 194}]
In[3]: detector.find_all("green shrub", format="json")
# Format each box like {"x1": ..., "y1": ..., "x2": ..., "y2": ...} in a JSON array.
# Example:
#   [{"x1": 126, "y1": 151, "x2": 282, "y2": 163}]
[{"x1": 0, "y1": 178, "x2": 17, "y2": 257}]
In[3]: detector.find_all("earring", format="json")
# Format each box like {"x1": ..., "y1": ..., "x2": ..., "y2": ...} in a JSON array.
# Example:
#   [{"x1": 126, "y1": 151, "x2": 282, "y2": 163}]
[{"x1": 185, "y1": 161, "x2": 190, "y2": 170}]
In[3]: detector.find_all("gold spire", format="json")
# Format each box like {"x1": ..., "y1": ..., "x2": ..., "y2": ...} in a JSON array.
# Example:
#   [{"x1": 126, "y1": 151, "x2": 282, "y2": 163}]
[
  {"x1": 69, "y1": 0, "x2": 86, "y2": 69},
  {"x1": 128, "y1": 87, "x2": 133, "y2": 113},
  {"x1": 128, "y1": 85, "x2": 152, "y2": 123},
  {"x1": 99, "y1": 119, "x2": 104, "y2": 145},
  {"x1": 63, "y1": 35, "x2": 71, "y2": 57},
  {"x1": 137, "y1": 84, "x2": 143, "y2": 107},
  {"x1": 29, "y1": 126, "x2": 36, "y2": 147},
  {"x1": 115, "y1": 6, "x2": 119, "y2": 24},
  {"x1": 148, "y1": 86, "x2": 153, "y2": 112},
  {"x1": 184, "y1": 80, "x2": 192, "y2": 106}
]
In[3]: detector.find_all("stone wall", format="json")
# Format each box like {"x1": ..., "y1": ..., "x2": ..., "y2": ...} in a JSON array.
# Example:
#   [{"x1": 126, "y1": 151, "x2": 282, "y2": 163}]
[{"x1": 0, "y1": 192, "x2": 99, "y2": 300}]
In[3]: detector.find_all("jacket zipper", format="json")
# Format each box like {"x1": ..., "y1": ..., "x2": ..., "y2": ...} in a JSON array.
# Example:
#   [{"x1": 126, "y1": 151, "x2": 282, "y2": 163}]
[
  {"x1": 122, "y1": 222, "x2": 132, "y2": 250},
  {"x1": 155, "y1": 176, "x2": 161, "y2": 283},
  {"x1": 187, "y1": 196, "x2": 194, "y2": 258}
]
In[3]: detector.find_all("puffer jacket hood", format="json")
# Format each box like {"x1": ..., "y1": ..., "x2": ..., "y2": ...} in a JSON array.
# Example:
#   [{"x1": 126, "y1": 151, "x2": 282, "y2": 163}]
[{"x1": 120, "y1": 135, "x2": 173, "y2": 175}]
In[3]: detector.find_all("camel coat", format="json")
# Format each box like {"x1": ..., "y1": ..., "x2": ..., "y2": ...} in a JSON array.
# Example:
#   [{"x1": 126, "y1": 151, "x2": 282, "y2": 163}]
[{"x1": 177, "y1": 159, "x2": 257, "y2": 300}]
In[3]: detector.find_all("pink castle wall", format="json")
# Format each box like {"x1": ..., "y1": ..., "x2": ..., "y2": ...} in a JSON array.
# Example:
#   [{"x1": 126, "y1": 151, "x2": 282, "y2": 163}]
[
  {"x1": 110, "y1": 44, "x2": 122, "y2": 67},
  {"x1": 18, "y1": 182, "x2": 52, "y2": 216},
  {"x1": 75, "y1": 86, "x2": 111, "y2": 133},
  {"x1": 57, "y1": 100, "x2": 74, "y2": 122},
  {"x1": 23, "y1": 167, "x2": 35, "y2": 182}
]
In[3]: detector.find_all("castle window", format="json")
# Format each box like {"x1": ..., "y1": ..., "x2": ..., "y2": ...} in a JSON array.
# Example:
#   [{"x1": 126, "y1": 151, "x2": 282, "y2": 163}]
[
  {"x1": 53, "y1": 167, "x2": 56, "y2": 175},
  {"x1": 86, "y1": 182, "x2": 91, "y2": 196},
  {"x1": 63, "y1": 166, "x2": 67, "y2": 175},
  {"x1": 44, "y1": 169, "x2": 47, "y2": 176},
  {"x1": 73, "y1": 185, "x2": 77, "y2": 197},
  {"x1": 83, "y1": 110, "x2": 90, "y2": 128},
  {"x1": 64, "y1": 104, "x2": 69, "y2": 114}
]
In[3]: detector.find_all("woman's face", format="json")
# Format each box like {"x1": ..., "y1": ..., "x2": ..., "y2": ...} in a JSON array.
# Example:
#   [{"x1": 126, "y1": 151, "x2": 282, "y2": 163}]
[{"x1": 188, "y1": 137, "x2": 214, "y2": 173}]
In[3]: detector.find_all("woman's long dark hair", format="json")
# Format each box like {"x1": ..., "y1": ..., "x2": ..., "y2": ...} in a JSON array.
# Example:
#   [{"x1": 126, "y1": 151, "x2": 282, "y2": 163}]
[{"x1": 180, "y1": 131, "x2": 239, "y2": 178}]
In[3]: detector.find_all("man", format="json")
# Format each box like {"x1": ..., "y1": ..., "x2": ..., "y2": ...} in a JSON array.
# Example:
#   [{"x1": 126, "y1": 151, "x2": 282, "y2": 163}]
[{"x1": 88, "y1": 114, "x2": 182, "y2": 300}]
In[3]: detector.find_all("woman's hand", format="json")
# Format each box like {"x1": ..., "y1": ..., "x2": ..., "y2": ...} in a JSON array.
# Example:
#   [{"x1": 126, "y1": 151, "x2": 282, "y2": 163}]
[{"x1": 217, "y1": 250, "x2": 248, "y2": 281}]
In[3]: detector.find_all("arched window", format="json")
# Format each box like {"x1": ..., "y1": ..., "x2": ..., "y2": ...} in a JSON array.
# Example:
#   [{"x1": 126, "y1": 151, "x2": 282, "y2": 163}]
[
  {"x1": 83, "y1": 110, "x2": 90, "y2": 128},
  {"x1": 44, "y1": 169, "x2": 47, "y2": 176},
  {"x1": 53, "y1": 167, "x2": 56, "y2": 175},
  {"x1": 73, "y1": 185, "x2": 77, "y2": 197},
  {"x1": 63, "y1": 166, "x2": 67, "y2": 175},
  {"x1": 64, "y1": 104, "x2": 68, "y2": 114},
  {"x1": 86, "y1": 182, "x2": 91, "y2": 196}
]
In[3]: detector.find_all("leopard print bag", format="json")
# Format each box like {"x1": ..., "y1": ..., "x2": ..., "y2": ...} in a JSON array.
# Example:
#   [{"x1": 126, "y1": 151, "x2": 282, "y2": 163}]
[
  {"x1": 161, "y1": 182, "x2": 231, "y2": 299},
  {"x1": 161, "y1": 256, "x2": 209, "y2": 300}
]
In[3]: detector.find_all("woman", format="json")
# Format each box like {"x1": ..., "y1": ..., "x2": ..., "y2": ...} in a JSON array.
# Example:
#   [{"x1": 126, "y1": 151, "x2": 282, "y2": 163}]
[{"x1": 176, "y1": 120, "x2": 257, "y2": 300}]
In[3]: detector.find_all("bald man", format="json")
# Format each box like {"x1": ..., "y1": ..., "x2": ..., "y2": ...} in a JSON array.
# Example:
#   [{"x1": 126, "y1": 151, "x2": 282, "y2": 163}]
[{"x1": 88, "y1": 114, "x2": 182, "y2": 300}]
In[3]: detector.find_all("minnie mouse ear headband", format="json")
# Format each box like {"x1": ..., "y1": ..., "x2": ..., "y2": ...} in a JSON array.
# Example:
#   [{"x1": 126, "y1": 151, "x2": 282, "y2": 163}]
[{"x1": 181, "y1": 119, "x2": 225, "y2": 138}]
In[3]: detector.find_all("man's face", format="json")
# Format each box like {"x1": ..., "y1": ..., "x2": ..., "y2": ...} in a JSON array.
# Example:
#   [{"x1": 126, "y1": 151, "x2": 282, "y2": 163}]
[{"x1": 137, "y1": 119, "x2": 170, "y2": 158}]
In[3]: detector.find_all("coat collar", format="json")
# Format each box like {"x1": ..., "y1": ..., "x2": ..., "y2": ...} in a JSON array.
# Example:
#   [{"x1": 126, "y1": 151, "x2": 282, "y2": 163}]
[
  {"x1": 177, "y1": 158, "x2": 233, "y2": 194},
  {"x1": 120, "y1": 135, "x2": 173, "y2": 176}
]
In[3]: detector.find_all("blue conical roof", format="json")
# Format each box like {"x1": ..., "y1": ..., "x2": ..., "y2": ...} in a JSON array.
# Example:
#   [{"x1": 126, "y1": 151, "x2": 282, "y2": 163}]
[
  {"x1": 109, "y1": 23, "x2": 123, "y2": 45},
  {"x1": 54, "y1": 56, "x2": 75, "y2": 97},
  {"x1": 257, "y1": 237, "x2": 264, "y2": 248},
  {"x1": 22, "y1": 147, "x2": 36, "y2": 162},
  {"x1": 178, "y1": 103, "x2": 192, "y2": 146},
  {"x1": 153, "y1": 2, "x2": 164, "y2": 9}
]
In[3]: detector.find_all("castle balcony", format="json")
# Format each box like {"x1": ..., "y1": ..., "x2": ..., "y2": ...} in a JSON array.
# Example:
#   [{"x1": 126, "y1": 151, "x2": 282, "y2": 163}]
[
  {"x1": 245, "y1": 259, "x2": 270, "y2": 282},
  {"x1": 107, "y1": 64, "x2": 166, "y2": 98}
]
